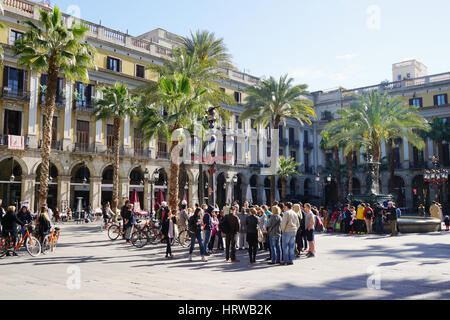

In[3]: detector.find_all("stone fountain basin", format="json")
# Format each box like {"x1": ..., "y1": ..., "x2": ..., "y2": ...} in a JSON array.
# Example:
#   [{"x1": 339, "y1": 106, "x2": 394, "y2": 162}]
[{"x1": 384, "y1": 217, "x2": 442, "y2": 234}]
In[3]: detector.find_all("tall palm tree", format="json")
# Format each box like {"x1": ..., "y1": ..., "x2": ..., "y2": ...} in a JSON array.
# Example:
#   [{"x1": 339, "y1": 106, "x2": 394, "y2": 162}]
[
  {"x1": 138, "y1": 30, "x2": 233, "y2": 208},
  {"x1": 427, "y1": 118, "x2": 450, "y2": 164},
  {"x1": 277, "y1": 156, "x2": 300, "y2": 202},
  {"x1": 138, "y1": 74, "x2": 207, "y2": 209},
  {"x1": 93, "y1": 83, "x2": 138, "y2": 213},
  {"x1": 326, "y1": 91, "x2": 430, "y2": 194},
  {"x1": 240, "y1": 75, "x2": 316, "y2": 204},
  {"x1": 14, "y1": 6, "x2": 95, "y2": 205}
]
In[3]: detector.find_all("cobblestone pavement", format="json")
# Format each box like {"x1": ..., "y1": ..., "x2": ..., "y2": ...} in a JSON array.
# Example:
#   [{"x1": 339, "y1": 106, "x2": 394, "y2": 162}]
[{"x1": 1, "y1": 222, "x2": 449, "y2": 300}]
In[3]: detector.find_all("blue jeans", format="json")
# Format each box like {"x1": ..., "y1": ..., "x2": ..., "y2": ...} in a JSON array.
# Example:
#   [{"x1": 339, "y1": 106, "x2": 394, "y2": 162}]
[
  {"x1": 189, "y1": 232, "x2": 206, "y2": 256},
  {"x1": 269, "y1": 236, "x2": 281, "y2": 263},
  {"x1": 203, "y1": 229, "x2": 212, "y2": 252},
  {"x1": 374, "y1": 217, "x2": 383, "y2": 234},
  {"x1": 282, "y1": 232, "x2": 296, "y2": 264}
]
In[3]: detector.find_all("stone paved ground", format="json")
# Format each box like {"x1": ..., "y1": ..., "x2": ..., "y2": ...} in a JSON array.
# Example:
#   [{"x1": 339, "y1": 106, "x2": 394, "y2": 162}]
[{"x1": 1, "y1": 222, "x2": 449, "y2": 300}]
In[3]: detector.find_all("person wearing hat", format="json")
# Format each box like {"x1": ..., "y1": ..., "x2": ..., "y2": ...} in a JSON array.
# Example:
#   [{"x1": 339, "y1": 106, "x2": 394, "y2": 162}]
[{"x1": 203, "y1": 206, "x2": 214, "y2": 255}]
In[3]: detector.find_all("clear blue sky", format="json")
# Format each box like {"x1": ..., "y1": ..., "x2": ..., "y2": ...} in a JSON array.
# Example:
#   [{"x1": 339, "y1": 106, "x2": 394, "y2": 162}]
[{"x1": 51, "y1": 0, "x2": 450, "y2": 92}]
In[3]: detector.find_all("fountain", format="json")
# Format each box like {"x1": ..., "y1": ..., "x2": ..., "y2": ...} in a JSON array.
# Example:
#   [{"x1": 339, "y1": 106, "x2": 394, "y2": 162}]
[
  {"x1": 75, "y1": 197, "x2": 84, "y2": 223},
  {"x1": 347, "y1": 159, "x2": 442, "y2": 233}
]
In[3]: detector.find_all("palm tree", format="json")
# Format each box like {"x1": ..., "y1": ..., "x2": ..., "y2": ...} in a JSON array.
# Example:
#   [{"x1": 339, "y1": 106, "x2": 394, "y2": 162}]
[
  {"x1": 326, "y1": 91, "x2": 430, "y2": 194},
  {"x1": 138, "y1": 30, "x2": 233, "y2": 208},
  {"x1": 427, "y1": 118, "x2": 450, "y2": 164},
  {"x1": 138, "y1": 74, "x2": 207, "y2": 209},
  {"x1": 240, "y1": 75, "x2": 316, "y2": 203},
  {"x1": 93, "y1": 83, "x2": 138, "y2": 213},
  {"x1": 14, "y1": 7, "x2": 95, "y2": 205},
  {"x1": 277, "y1": 156, "x2": 300, "y2": 202}
]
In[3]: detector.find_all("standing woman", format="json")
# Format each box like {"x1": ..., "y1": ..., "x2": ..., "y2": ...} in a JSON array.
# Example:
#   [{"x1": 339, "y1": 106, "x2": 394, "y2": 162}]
[
  {"x1": 267, "y1": 206, "x2": 282, "y2": 265},
  {"x1": 162, "y1": 210, "x2": 177, "y2": 259},
  {"x1": 246, "y1": 208, "x2": 259, "y2": 264},
  {"x1": 256, "y1": 207, "x2": 267, "y2": 251},
  {"x1": 35, "y1": 206, "x2": 51, "y2": 246}
]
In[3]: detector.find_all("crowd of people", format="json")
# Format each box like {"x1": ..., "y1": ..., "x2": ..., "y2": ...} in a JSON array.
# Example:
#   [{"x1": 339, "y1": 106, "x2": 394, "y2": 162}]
[{"x1": 98, "y1": 197, "x2": 450, "y2": 264}]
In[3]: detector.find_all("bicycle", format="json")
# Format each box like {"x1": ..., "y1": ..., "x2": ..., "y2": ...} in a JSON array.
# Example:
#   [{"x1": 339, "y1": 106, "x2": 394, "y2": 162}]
[
  {"x1": 108, "y1": 222, "x2": 124, "y2": 241},
  {"x1": 177, "y1": 228, "x2": 190, "y2": 248},
  {"x1": 131, "y1": 219, "x2": 160, "y2": 248},
  {"x1": 41, "y1": 227, "x2": 61, "y2": 254},
  {"x1": 0, "y1": 225, "x2": 41, "y2": 258}
]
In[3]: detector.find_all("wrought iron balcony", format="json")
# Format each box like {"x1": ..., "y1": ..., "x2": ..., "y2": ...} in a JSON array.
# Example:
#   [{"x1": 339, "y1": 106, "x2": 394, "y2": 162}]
[
  {"x1": 304, "y1": 141, "x2": 314, "y2": 150},
  {"x1": 279, "y1": 138, "x2": 288, "y2": 146},
  {"x1": 38, "y1": 140, "x2": 62, "y2": 151},
  {"x1": 156, "y1": 151, "x2": 171, "y2": 160},
  {"x1": 2, "y1": 87, "x2": 30, "y2": 101},
  {"x1": 73, "y1": 143, "x2": 97, "y2": 153},
  {"x1": 73, "y1": 100, "x2": 95, "y2": 112},
  {"x1": 0, "y1": 135, "x2": 30, "y2": 148},
  {"x1": 134, "y1": 149, "x2": 152, "y2": 158},
  {"x1": 39, "y1": 93, "x2": 66, "y2": 109},
  {"x1": 290, "y1": 140, "x2": 300, "y2": 147}
]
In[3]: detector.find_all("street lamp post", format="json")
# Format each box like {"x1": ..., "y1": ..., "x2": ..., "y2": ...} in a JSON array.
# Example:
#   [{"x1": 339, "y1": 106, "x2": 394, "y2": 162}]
[
  {"x1": 148, "y1": 169, "x2": 159, "y2": 216},
  {"x1": 424, "y1": 156, "x2": 448, "y2": 204},
  {"x1": 184, "y1": 182, "x2": 189, "y2": 206},
  {"x1": 207, "y1": 106, "x2": 218, "y2": 206}
]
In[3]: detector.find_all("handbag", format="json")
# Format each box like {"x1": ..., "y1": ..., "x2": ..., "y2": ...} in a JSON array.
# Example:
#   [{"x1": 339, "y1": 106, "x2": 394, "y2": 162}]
[{"x1": 257, "y1": 226, "x2": 264, "y2": 243}]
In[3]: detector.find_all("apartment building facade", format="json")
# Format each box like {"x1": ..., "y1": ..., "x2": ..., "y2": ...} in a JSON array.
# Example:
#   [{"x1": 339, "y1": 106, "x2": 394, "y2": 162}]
[
  {"x1": 312, "y1": 61, "x2": 450, "y2": 211},
  {"x1": 0, "y1": 0, "x2": 316, "y2": 212}
]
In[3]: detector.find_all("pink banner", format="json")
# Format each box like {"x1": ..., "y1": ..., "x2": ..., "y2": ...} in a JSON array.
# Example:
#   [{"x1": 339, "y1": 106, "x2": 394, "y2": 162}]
[{"x1": 8, "y1": 135, "x2": 24, "y2": 150}]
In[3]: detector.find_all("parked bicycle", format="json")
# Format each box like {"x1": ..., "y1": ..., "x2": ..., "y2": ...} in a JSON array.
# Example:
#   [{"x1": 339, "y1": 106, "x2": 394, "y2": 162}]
[
  {"x1": 131, "y1": 219, "x2": 161, "y2": 248},
  {"x1": 41, "y1": 227, "x2": 61, "y2": 254},
  {"x1": 0, "y1": 225, "x2": 41, "y2": 258}
]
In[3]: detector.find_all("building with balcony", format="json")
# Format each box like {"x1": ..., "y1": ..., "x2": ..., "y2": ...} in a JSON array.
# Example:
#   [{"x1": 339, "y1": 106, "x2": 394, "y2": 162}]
[
  {"x1": 312, "y1": 59, "x2": 450, "y2": 211},
  {"x1": 0, "y1": 0, "x2": 315, "y2": 212}
]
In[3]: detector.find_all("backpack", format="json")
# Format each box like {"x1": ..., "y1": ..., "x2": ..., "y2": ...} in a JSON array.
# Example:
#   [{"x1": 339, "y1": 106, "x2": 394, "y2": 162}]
[
  {"x1": 315, "y1": 215, "x2": 324, "y2": 232},
  {"x1": 220, "y1": 215, "x2": 230, "y2": 234}
]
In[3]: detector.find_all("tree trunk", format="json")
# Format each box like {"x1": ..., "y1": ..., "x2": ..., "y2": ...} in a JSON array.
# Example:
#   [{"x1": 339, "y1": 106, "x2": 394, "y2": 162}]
[
  {"x1": 347, "y1": 151, "x2": 354, "y2": 196},
  {"x1": 372, "y1": 142, "x2": 381, "y2": 194},
  {"x1": 271, "y1": 116, "x2": 281, "y2": 204},
  {"x1": 334, "y1": 147, "x2": 341, "y2": 203},
  {"x1": 111, "y1": 117, "x2": 121, "y2": 214},
  {"x1": 281, "y1": 177, "x2": 287, "y2": 202},
  {"x1": 38, "y1": 55, "x2": 58, "y2": 207},
  {"x1": 437, "y1": 140, "x2": 444, "y2": 166},
  {"x1": 168, "y1": 141, "x2": 180, "y2": 210}
]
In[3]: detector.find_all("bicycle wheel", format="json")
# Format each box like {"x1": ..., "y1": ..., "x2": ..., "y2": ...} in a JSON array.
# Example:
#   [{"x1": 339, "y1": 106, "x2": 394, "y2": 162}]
[
  {"x1": 108, "y1": 224, "x2": 121, "y2": 241},
  {"x1": 41, "y1": 237, "x2": 49, "y2": 254},
  {"x1": 131, "y1": 230, "x2": 149, "y2": 249},
  {"x1": 26, "y1": 236, "x2": 41, "y2": 257},
  {"x1": 0, "y1": 238, "x2": 8, "y2": 259},
  {"x1": 148, "y1": 228, "x2": 160, "y2": 244},
  {"x1": 178, "y1": 230, "x2": 189, "y2": 248}
]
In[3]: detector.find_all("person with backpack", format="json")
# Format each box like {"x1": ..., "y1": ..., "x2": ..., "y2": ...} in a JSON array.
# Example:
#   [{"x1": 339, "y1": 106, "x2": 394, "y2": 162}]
[
  {"x1": 203, "y1": 206, "x2": 214, "y2": 256},
  {"x1": 1, "y1": 206, "x2": 25, "y2": 256},
  {"x1": 188, "y1": 208, "x2": 207, "y2": 262},
  {"x1": 35, "y1": 206, "x2": 51, "y2": 247},
  {"x1": 246, "y1": 208, "x2": 260, "y2": 264},
  {"x1": 221, "y1": 206, "x2": 240, "y2": 263},
  {"x1": 364, "y1": 204, "x2": 374, "y2": 234}
]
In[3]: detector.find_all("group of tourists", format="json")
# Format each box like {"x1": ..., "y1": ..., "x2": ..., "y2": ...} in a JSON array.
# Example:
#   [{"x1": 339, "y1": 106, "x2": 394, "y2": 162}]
[
  {"x1": 0, "y1": 199, "x2": 54, "y2": 256},
  {"x1": 108, "y1": 200, "x2": 321, "y2": 265}
]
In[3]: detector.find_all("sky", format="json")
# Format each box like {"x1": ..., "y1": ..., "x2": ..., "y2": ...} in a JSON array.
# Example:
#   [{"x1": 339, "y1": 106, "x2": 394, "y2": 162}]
[{"x1": 50, "y1": 0, "x2": 450, "y2": 92}]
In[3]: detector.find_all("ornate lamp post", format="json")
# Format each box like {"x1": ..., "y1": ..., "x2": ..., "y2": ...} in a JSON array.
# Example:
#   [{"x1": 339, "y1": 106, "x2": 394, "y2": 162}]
[
  {"x1": 424, "y1": 156, "x2": 448, "y2": 203},
  {"x1": 148, "y1": 169, "x2": 159, "y2": 215}
]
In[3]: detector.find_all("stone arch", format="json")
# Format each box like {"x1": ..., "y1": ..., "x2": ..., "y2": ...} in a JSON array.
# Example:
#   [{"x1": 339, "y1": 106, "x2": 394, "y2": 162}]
[
  {"x1": 0, "y1": 155, "x2": 29, "y2": 177},
  {"x1": 31, "y1": 158, "x2": 64, "y2": 178},
  {"x1": 69, "y1": 160, "x2": 95, "y2": 179}
]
